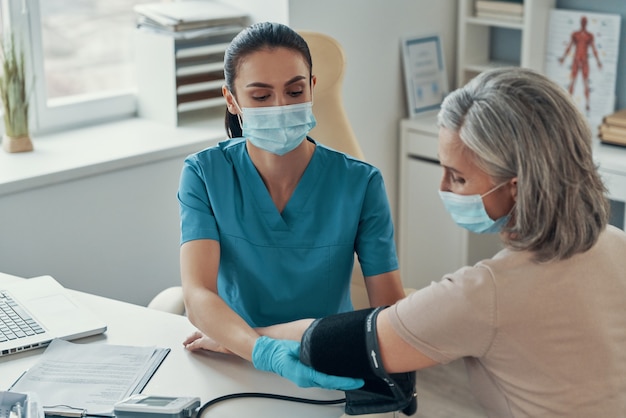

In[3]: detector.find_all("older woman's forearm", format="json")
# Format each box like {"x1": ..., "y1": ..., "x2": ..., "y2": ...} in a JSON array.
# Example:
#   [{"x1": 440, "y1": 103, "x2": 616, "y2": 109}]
[{"x1": 256, "y1": 319, "x2": 315, "y2": 341}]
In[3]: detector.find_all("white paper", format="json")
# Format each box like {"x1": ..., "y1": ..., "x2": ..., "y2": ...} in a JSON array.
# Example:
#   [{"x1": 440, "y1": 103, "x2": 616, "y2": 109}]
[{"x1": 9, "y1": 339, "x2": 169, "y2": 416}]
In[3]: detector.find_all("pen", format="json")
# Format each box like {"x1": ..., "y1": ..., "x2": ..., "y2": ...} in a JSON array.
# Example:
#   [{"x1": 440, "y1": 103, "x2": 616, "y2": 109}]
[
  {"x1": 7, "y1": 370, "x2": 27, "y2": 391},
  {"x1": 43, "y1": 407, "x2": 87, "y2": 417}
]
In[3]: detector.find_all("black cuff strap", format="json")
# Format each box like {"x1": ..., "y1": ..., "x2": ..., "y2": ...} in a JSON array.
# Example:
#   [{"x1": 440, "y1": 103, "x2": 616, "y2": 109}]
[
  {"x1": 300, "y1": 307, "x2": 378, "y2": 379},
  {"x1": 345, "y1": 307, "x2": 417, "y2": 416},
  {"x1": 299, "y1": 307, "x2": 417, "y2": 416}
]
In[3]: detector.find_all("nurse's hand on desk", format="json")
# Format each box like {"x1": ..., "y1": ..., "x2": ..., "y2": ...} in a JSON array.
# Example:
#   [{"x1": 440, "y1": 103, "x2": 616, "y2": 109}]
[
  {"x1": 183, "y1": 330, "x2": 234, "y2": 354},
  {"x1": 252, "y1": 336, "x2": 364, "y2": 390}
]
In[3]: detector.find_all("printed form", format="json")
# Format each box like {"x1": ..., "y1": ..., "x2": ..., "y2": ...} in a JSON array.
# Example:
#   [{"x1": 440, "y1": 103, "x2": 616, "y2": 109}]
[{"x1": 9, "y1": 339, "x2": 169, "y2": 416}]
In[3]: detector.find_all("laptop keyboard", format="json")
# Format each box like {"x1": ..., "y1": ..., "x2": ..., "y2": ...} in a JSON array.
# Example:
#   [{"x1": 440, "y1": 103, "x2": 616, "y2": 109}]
[{"x1": 0, "y1": 291, "x2": 46, "y2": 342}]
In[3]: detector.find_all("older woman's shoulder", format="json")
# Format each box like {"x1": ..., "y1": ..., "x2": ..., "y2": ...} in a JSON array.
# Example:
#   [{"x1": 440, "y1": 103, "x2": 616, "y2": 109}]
[
  {"x1": 605, "y1": 224, "x2": 626, "y2": 239},
  {"x1": 474, "y1": 248, "x2": 538, "y2": 285},
  {"x1": 597, "y1": 224, "x2": 626, "y2": 251}
]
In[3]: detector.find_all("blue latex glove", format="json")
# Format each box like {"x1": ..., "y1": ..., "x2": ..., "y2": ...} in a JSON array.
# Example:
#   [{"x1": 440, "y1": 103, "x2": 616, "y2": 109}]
[{"x1": 252, "y1": 336, "x2": 364, "y2": 390}]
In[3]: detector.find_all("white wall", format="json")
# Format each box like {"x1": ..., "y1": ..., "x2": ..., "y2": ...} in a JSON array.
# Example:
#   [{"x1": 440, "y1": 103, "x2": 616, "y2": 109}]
[
  {"x1": 0, "y1": 157, "x2": 186, "y2": 306},
  {"x1": 288, "y1": 0, "x2": 457, "y2": 224},
  {"x1": 226, "y1": 0, "x2": 289, "y2": 24}
]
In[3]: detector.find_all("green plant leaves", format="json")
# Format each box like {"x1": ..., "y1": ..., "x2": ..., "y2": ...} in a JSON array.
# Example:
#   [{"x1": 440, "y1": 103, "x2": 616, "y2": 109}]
[{"x1": 0, "y1": 33, "x2": 29, "y2": 138}]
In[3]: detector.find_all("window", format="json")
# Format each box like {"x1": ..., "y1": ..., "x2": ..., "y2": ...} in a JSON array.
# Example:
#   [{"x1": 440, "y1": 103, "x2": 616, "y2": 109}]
[{"x1": 5, "y1": 0, "x2": 156, "y2": 134}]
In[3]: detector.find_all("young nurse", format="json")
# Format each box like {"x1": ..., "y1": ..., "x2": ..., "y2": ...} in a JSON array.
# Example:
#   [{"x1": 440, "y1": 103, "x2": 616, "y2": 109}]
[{"x1": 176, "y1": 22, "x2": 404, "y2": 387}]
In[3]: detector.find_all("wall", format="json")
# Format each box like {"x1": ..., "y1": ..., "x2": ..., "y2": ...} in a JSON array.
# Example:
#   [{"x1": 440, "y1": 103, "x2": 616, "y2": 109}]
[
  {"x1": 287, "y1": 0, "x2": 457, "y2": 226},
  {"x1": 0, "y1": 157, "x2": 186, "y2": 306}
]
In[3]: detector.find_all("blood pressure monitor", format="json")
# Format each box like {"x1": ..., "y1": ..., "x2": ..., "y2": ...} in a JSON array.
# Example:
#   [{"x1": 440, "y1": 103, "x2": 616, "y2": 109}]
[{"x1": 114, "y1": 394, "x2": 200, "y2": 418}]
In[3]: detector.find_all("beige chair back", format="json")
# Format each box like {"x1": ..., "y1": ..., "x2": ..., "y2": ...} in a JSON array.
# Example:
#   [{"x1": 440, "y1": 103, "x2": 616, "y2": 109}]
[
  {"x1": 299, "y1": 31, "x2": 364, "y2": 160},
  {"x1": 298, "y1": 31, "x2": 369, "y2": 309}
]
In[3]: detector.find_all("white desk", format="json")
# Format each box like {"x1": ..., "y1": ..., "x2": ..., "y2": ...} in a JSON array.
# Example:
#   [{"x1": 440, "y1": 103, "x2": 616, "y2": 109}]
[{"x1": 0, "y1": 273, "x2": 345, "y2": 418}]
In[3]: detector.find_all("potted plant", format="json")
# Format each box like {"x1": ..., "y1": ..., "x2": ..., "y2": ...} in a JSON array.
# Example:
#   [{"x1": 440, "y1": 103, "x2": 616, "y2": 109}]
[{"x1": 0, "y1": 32, "x2": 33, "y2": 153}]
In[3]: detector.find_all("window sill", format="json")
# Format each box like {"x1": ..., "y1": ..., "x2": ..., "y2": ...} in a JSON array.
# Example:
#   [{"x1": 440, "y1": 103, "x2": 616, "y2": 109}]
[{"x1": 0, "y1": 115, "x2": 225, "y2": 197}]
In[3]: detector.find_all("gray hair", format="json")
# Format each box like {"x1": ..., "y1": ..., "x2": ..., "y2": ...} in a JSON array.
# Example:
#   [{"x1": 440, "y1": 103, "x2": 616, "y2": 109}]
[{"x1": 437, "y1": 67, "x2": 609, "y2": 262}]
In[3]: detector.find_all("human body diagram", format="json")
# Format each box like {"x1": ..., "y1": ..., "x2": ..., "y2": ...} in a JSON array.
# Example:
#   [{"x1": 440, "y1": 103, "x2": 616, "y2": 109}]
[{"x1": 558, "y1": 16, "x2": 602, "y2": 112}]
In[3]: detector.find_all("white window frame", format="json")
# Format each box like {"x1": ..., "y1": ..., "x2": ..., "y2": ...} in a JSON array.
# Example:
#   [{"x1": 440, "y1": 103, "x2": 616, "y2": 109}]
[{"x1": 5, "y1": 0, "x2": 137, "y2": 134}]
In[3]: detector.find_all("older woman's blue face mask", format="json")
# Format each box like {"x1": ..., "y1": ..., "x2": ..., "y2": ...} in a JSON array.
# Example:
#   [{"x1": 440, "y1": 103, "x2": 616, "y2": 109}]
[{"x1": 437, "y1": 127, "x2": 517, "y2": 233}]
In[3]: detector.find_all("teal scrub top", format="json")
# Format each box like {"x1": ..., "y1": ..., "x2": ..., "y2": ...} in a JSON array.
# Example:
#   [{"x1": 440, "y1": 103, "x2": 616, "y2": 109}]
[{"x1": 178, "y1": 138, "x2": 398, "y2": 327}]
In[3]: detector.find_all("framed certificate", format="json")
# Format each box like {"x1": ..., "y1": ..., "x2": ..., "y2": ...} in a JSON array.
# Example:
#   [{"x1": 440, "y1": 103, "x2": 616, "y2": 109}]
[{"x1": 401, "y1": 34, "x2": 449, "y2": 118}]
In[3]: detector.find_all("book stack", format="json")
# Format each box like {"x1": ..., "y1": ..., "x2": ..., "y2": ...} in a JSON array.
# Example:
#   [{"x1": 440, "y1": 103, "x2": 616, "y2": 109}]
[
  {"x1": 134, "y1": 0, "x2": 248, "y2": 39},
  {"x1": 599, "y1": 109, "x2": 626, "y2": 147},
  {"x1": 475, "y1": 0, "x2": 524, "y2": 23}
]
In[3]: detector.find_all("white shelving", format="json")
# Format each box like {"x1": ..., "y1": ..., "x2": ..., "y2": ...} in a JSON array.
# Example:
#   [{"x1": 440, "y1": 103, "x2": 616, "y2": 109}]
[
  {"x1": 135, "y1": 27, "x2": 243, "y2": 125},
  {"x1": 456, "y1": 0, "x2": 556, "y2": 86}
]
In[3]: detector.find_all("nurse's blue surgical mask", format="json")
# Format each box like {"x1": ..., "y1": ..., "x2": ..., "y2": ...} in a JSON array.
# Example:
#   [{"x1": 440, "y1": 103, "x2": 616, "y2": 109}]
[
  {"x1": 438, "y1": 182, "x2": 510, "y2": 234},
  {"x1": 236, "y1": 101, "x2": 317, "y2": 156}
]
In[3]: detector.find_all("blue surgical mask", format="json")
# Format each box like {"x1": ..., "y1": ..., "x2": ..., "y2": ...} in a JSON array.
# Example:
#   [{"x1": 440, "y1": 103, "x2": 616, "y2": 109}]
[
  {"x1": 238, "y1": 102, "x2": 317, "y2": 156},
  {"x1": 438, "y1": 182, "x2": 510, "y2": 234}
]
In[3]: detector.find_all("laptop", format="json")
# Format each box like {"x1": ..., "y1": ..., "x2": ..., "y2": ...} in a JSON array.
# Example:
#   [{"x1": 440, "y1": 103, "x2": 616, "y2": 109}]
[{"x1": 0, "y1": 275, "x2": 107, "y2": 356}]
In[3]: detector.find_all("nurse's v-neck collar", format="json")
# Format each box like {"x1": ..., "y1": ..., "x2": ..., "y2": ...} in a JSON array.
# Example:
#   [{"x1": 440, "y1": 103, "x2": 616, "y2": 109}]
[{"x1": 237, "y1": 138, "x2": 322, "y2": 231}]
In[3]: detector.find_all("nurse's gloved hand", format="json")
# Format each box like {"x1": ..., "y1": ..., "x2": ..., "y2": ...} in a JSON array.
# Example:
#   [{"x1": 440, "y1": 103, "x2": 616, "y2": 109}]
[{"x1": 252, "y1": 336, "x2": 364, "y2": 390}]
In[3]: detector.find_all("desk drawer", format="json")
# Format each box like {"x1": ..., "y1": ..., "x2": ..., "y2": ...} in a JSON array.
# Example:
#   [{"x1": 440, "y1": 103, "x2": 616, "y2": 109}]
[{"x1": 404, "y1": 128, "x2": 439, "y2": 161}]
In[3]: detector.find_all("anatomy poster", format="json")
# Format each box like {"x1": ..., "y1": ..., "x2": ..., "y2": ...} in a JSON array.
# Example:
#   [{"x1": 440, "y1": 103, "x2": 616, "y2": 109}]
[{"x1": 544, "y1": 9, "x2": 621, "y2": 130}]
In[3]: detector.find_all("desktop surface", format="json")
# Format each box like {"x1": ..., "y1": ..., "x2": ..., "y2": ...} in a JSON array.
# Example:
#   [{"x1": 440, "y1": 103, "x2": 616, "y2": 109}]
[{"x1": 0, "y1": 273, "x2": 345, "y2": 418}]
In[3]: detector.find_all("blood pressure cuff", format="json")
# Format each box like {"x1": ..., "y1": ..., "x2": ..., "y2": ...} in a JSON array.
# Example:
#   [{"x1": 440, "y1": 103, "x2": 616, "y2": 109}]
[{"x1": 300, "y1": 307, "x2": 417, "y2": 416}]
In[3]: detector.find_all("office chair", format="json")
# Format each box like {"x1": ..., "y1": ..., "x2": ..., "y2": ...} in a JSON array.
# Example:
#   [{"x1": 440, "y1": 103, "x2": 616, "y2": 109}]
[
  {"x1": 148, "y1": 31, "x2": 412, "y2": 314},
  {"x1": 299, "y1": 31, "x2": 416, "y2": 309}
]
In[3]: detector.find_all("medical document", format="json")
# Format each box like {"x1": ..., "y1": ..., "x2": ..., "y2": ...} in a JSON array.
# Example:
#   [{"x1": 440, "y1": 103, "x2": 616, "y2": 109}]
[{"x1": 9, "y1": 339, "x2": 170, "y2": 416}]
